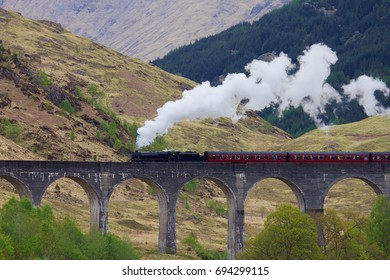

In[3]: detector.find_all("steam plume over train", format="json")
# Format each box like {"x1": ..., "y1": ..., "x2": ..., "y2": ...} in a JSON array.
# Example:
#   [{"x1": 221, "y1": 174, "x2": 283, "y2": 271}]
[{"x1": 136, "y1": 44, "x2": 389, "y2": 148}]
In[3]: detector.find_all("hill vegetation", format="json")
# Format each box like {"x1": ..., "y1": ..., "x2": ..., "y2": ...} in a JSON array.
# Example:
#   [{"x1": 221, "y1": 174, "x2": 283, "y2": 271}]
[
  {"x1": 155, "y1": 0, "x2": 389, "y2": 86},
  {"x1": 154, "y1": 0, "x2": 390, "y2": 137},
  {"x1": 0, "y1": 197, "x2": 139, "y2": 259}
]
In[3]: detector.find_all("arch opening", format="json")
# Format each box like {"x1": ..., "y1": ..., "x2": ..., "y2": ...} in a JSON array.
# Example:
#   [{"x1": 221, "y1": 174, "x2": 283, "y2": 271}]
[
  {"x1": 41, "y1": 177, "x2": 96, "y2": 233},
  {"x1": 324, "y1": 177, "x2": 379, "y2": 217},
  {"x1": 108, "y1": 177, "x2": 165, "y2": 259},
  {"x1": 322, "y1": 177, "x2": 380, "y2": 259},
  {"x1": 0, "y1": 175, "x2": 32, "y2": 206},
  {"x1": 245, "y1": 178, "x2": 304, "y2": 240},
  {"x1": 175, "y1": 177, "x2": 233, "y2": 259}
]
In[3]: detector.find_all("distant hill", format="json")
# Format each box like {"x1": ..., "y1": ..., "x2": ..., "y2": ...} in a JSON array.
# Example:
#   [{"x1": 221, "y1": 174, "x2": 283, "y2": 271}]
[
  {"x1": 0, "y1": 0, "x2": 291, "y2": 61},
  {"x1": 153, "y1": 0, "x2": 390, "y2": 137},
  {"x1": 154, "y1": 0, "x2": 389, "y2": 85}
]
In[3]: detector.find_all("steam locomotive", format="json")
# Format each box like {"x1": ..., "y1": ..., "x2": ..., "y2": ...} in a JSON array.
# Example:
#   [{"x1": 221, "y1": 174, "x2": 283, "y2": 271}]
[{"x1": 130, "y1": 151, "x2": 390, "y2": 163}]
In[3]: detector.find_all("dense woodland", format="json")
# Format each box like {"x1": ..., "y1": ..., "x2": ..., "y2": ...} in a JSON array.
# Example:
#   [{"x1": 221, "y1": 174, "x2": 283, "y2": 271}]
[{"x1": 154, "y1": 0, "x2": 390, "y2": 137}]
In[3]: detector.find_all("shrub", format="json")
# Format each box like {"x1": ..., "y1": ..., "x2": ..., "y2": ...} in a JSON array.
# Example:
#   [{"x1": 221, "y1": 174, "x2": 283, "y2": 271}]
[
  {"x1": 70, "y1": 130, "x2": 76, "y2": 141},
  {"x1": 207, "y1": 200, "x2": 228, "y2": 217},
  {"x1": 140, "y1": 135, "x2": 168, "y2": 151},
  {"x1": 183, "y1": 180, "x2": 199, "y2": 193},
  {"x1": 60, "y1": 99, "x2": 75, "y2": 114},
  {"x1": 182, "y1": 233, "x2": 226, "y2": 260},
  {"x1": 35, "y1": 71, "x2": 53, "y2": 87},
  {"x1": 0, "y1": 118, "x2": 23, "y2": 141}
]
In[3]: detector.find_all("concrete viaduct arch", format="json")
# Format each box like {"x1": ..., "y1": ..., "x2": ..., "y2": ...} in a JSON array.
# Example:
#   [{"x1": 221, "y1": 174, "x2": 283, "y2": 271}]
[{"x1": 1, "y1": 160, "x2": 390, "y2": 259}]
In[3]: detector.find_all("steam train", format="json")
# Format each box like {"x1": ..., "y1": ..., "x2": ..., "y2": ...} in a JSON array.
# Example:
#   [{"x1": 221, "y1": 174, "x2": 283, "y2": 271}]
[{"x1": 130, "y1": 151, "x2": 390, "y2": 163}]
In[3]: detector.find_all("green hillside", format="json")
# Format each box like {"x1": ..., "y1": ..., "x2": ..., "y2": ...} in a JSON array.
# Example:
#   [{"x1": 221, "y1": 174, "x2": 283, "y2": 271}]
[
  {"x1": 278, "y1": 116, "x2": 390, "y2": 152},
  {"x1": 154, "y1": 0, "x2": 389, "y2": 86},
  {"x1": 153, "y1": 0, "x2": 390, "y2": 137}
]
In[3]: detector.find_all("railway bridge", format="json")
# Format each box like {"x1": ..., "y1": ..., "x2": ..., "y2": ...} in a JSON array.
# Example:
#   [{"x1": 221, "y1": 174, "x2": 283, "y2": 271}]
[{"x1": 1, "y1": 160, "x2": 390, "y2": 259}]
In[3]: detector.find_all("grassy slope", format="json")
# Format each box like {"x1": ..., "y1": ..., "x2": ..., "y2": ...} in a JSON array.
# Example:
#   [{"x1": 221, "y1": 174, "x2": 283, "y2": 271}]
[
  {"x1": 165, "y1": 113, "x2": 291, "y2": 153},
  {"x1": 0, "y1": 8, "x2": 195, "y2": 120},
  {"x1": 279, "y1": 116, "x2": 390, "y2": 152}
]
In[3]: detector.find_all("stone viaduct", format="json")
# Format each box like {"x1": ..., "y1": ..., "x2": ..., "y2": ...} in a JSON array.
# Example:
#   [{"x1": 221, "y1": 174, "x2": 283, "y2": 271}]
[{"x1": 1, "y1": 160, "x2": 390, "y2": 259}]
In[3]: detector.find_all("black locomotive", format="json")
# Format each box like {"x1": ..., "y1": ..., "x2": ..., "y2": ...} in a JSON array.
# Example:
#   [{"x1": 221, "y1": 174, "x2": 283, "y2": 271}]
[{"x1": 131, "y1": 151, "x2": 204, "y2": 162}]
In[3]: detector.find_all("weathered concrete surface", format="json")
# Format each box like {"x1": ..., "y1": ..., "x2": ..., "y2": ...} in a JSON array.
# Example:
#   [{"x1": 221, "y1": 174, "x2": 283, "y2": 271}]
[{"x1": 1, "y1": 160, "x2": 390, "y2": 259}]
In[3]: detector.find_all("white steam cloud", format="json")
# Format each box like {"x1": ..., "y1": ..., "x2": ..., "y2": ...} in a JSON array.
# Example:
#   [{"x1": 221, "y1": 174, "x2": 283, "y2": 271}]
[
  {"x1": 343, "y1": 75, "x2": 390, "y2": 116},
  {"x1": 136, "y1": 43, "x2": 389, "y2": 148}
]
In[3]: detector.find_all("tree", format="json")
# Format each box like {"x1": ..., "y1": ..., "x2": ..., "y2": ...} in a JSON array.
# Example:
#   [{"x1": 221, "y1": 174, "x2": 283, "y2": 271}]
[
  {"x1": 320, "y1": 209, "x2": 370, "y2": 259},
  {"x1": 237, "y1": 204, "x2": 324, "y2": 259},
  {"x1": 87, "y1": 84, "x2": 104, "y2": 106},
  {"x1": 0, "y1": 118, "x2": 23, "y2": 141},
  {"x1": 367, "y1": 195, "x2": 390, "y2": 257}
]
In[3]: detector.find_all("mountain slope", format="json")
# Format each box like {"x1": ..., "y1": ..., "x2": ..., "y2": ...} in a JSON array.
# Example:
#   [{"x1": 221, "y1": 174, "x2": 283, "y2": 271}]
[
  {"x1": 152, "y1": 0, "x2": 390, "y2": 139},
  {"x1": 279, "y1": 116, "x2": 390, "y2": 152},
  {"x1": 154, "y1": 0, "x2": 390, "y2": 85},
  {"x1": 0, "y1": 8, "x2": 194, "y2": 161},
  {"x1": 0, "y1": 8, "x2": 292, "y2": 161},
  {"x1": 0, "y1": 0, "x2": 291, "y2": 61}
]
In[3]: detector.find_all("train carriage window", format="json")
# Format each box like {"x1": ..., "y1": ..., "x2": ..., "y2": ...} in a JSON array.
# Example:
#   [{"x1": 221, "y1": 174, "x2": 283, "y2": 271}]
[
  {"x1": 218, "y1": 155, "x2": 223, "y2": 160},
  {"x1": 318, "y1": 155, "x2": 324, "y2": 160},
  {"x1": 337, "y1": 155, "x2": 343, "y2": 160},
  {"x1": 364, "y1": 156, "x2": 368, "y2": 160},
  {"x1": 211, "y1": 155, "x2": 216, "y2": 160},
  {"x1": 346, "y1": 155, "x2": 351, "y2": 160},
  {"x1": 255, "y1": 155, "x2": 260, "y2": 160},
  {"x1": 227, "y1": 155, "x2": 232, "y2": 160},
  {"x1": 294, "y1": 155, "x2": 300, "y2": 160},
  {"x1": 244, "y1": 155, "x2": 249, "y2": 160},
  {"x1": 386, "y1": 156, "x2": 390, "y2": 160},
  {"x1": 310, "y1": 155, "x2": 317, "y2": 160},
  {"x1": 264, "y1": 155, "x2": 269, "y2": 160},
  {"x1": 303, "y1": 155, "x2": 308, "y2": 160},
  {"x1": 353, "y1": 155, "x2": 359, "y2": 160},
  {"x1": 272, "y1": 155, "x2": 277, "y2": 160},
  {"x1": 235, "y1": 155, "x2": 241, "y2": 160},
  {"x1": 330, "y1": 155, "x2": 335, "y2": 160}
]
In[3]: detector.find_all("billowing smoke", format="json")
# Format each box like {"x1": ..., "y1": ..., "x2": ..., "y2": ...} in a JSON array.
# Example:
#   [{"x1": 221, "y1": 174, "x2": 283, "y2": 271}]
[
  {"x1": 136, "y1": 43, "x2": 389, "y2": 148},
  {"x1": 343, "y1": 75, "x2": 390, "y2": 116}
]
